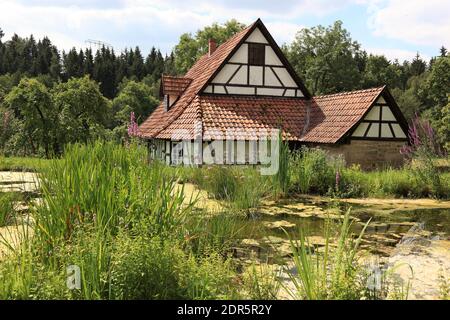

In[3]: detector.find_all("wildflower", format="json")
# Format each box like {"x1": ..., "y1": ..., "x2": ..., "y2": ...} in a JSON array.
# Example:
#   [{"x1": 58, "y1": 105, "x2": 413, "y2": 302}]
[
  {"x1": 335, "y1": 170, "x2": 341, "y2": 190},
  {"x1": 127, "y1": 112, "x2": 139, "y2": 137}
]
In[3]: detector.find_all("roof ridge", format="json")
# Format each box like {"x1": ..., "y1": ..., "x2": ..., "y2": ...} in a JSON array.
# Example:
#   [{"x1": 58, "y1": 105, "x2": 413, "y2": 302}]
[{"x1": 313, "y1": 86, "x2": 385, "y2": 99}]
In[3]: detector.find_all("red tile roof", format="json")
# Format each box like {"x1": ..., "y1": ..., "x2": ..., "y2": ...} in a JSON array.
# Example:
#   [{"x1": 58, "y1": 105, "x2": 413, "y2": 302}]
[
  {"x1": 139, "y1": 18, "x2": 387, "y2": 144},
  {"x1": 139, "y1": 87, "x2": 385, "y2": 143},
  {"x1": 139, "y1": 22, "x2": 255, "y2": 139},
  {"x1": 160, "y1": 75, "x2": 192, "y2": 96},
  {"x1": 304, "y1": 86, "x2": 385, "y2": 143}
]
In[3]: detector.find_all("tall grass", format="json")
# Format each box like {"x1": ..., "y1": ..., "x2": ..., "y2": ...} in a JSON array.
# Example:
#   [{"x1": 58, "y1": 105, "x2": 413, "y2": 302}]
[
  {"x1": 0, "y1": 156, "x2": 50, "y2": 171},
  {"x1": 0, "y1": 193, "x2": 16, "y2": 226},
  {"x1": 289, "y1": 147, "x2": 341, "y2": 195},
  {"x1": 34, "y1": 142, "x2": 188, "y2": 258},
  {"x1": 283, "y1": 209, "x2": 370, "y2": 300},
  {"x1": 0, "y1": 141, "x2": 247, "y2": 300},
  {"x1": 272, "y1": 134, "x2": 290, "y2": 197}
]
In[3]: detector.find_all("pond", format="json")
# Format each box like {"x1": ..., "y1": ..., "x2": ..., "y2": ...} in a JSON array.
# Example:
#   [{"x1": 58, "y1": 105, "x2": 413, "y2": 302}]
[{"x1": 232, "y1": 196, "x2": 450, "y2": 261}]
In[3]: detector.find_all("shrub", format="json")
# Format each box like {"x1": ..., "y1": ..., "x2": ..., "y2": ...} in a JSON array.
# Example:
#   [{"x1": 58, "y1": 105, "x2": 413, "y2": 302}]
[
  {"x1": 290, "y1": 147, "x2": 338, "y2": 194},
  {"x1": 110, "y1": 235, "x2": 238, "y2": 300},
  {"x1": 202, "y1": 166, "x2": 238, "y2": 201}
]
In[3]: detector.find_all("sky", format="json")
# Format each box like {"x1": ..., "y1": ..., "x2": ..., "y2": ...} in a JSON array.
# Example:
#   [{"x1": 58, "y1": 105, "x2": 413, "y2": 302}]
[{"x1": 0, "y1": 0, "x2": 449, "y2": 62}]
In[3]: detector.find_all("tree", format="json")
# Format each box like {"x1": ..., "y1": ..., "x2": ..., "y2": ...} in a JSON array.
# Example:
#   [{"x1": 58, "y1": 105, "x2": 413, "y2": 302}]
[
  {"x1": 285, "y1": 21, "x2": 364, "y2": 95},
  {"x1": 440, "y1": 46, "x2": 448, "y2": 57},
  {"x1": 437, "y1": 99, "x2": 450, "y2": 152},
  {"x1": 410, "y1": 52, "x2": 427, "y2": 77},
  {"x1": 420, "y1": 56, "x2": 450, "y2": 110},
  {"x1": 5, "y1": 78, "x2": 55, "y2": 156},
  {"x1": 130, "y1": 46, "x2": 145, "y2": 80},
  {"x1": 113, "y1": 80, "x2": 158, "y2": 124},
  {"x1": 93, "y1": 47, "x2": 117, "y2": 98},
  {"x1": 174, "y1": 19, "x2": 245, "y2": 74},
  {"x1": 53, "y1": 76, "x2": 111, "y2": 147}
]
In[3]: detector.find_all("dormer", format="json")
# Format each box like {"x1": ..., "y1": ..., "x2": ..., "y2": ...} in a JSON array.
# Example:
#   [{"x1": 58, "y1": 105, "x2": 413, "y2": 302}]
[{"x1": 160, "y1": 75, "x2": 192, "y2": 111}]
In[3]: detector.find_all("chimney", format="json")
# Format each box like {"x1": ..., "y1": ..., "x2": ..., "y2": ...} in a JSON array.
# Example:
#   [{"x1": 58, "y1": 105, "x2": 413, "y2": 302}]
[{"x1": 208, "y1": 39, "x2": 217, "y2": 56}]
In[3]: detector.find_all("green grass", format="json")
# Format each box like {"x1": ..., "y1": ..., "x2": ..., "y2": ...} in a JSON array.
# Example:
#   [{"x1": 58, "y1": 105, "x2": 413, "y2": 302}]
[
  {"x1": 0, "y1": 141, "x2": 256, "y2": 300},
  {"x1": 283, "y1": 209, "x2": 369, "y2": 299},
  {"x1": 0, "y1": 156, "x2": 51, "y2": 171}
]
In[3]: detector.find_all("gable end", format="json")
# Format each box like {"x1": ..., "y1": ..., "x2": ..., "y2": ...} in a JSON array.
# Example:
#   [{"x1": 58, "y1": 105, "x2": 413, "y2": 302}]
[{"x1": 200, "y1": 19, "x2": 311, "y2": 99}]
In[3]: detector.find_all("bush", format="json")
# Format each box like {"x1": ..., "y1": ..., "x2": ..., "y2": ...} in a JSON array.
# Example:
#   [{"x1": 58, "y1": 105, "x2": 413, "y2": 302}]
[
  {"x1": 202, "y1": 166, "x2": 238, "y2": 201},
  {"x1": 110, "y1": 235, "x2": 238, "y2": 300},
  {"x1": 290, "y1": 147, "x2": 339, "y2": 194}
]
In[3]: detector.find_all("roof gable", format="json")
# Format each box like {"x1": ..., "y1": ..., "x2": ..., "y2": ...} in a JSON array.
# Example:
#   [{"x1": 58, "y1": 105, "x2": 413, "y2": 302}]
[
  {"x1": 201, "y1": 19, "x2": 311, "y2": 98},
  {"x1": 139, "y1": 22, "x2": 254, "y2": 138}
]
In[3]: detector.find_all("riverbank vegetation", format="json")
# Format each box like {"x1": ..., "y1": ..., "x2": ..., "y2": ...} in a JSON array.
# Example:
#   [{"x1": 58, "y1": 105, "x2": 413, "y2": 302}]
[
  {"x1": 0, "y1": 141, "x2": 421, "y2": 300},
  {"x1": 173, "y1": 147, "x2": 450, "y2": 202}
]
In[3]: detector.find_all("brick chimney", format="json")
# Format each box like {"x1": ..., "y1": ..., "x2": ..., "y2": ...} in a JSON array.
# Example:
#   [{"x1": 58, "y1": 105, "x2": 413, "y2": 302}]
[{"x1": 208, "y1": 39, "x2": 217, "y2": 57}]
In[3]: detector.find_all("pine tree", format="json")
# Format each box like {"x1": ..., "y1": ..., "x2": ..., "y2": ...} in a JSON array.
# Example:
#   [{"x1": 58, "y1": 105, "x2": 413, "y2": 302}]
[
  {"x1": 131, "y1": 46, "x2": 144, "y2": 80},
  {"x1": 83, "y1": 48, "x2": 94, "y2": 77},
  {"x1": 410, "y1": 52, "x2": 427, "y2": 76}
]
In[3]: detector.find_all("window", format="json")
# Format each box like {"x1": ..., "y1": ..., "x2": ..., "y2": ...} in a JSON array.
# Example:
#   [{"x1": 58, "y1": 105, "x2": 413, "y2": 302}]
[{"x1": 248, "y1": 43, "x2": 265, "y2": 66}]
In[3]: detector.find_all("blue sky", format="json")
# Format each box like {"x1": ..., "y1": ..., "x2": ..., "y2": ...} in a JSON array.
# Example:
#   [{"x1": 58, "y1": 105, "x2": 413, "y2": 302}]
[{"x1": 1, "y1": 0, "x2": 449, "y2": 62}]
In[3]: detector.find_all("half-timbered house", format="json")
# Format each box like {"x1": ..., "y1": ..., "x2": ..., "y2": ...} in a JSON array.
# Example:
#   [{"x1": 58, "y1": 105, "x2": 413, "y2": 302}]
[{"x1": 139, "y1": 19, "x2": 409, "y2": 169}]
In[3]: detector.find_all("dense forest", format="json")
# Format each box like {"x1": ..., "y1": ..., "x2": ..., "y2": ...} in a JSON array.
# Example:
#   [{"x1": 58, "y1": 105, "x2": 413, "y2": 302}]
[{"x1": 0, "y1": 20, "x2": 449, "y2": 157}]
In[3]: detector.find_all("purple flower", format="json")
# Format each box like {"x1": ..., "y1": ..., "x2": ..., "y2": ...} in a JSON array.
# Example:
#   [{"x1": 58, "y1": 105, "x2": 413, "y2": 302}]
[
  {"x1": 127, "y1": 112, "x2": 139, "y2": 137},
  {"x1": 335, "y1": 170, "x2": 340, "y2": 190},
  {"x1": 401, "y1": 113, "x2": 442, "y2": 157}
]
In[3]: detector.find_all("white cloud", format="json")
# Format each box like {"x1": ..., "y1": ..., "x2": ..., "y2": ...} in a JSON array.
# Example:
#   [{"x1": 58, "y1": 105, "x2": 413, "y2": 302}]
[
  {"x1": 366, "y1": 47, "x2": 430, "y2": 62},
  {"x1": 0, "y1": 0, "x2": 347, "y2": 54},
  {"x1": 366, "y1": 0, "x2": 450, "y2": 47}
]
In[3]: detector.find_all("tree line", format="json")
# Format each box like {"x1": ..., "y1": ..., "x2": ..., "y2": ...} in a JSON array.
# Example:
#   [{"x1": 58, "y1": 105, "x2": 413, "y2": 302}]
[{"x1": 0, "y1": 20, "x2": 449, "y2": 157}]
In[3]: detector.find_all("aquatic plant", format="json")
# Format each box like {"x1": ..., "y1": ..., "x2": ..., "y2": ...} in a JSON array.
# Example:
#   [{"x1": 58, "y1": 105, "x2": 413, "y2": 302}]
[{"x1": 282, "y1": 209, "x2": 370, "y2": 300}]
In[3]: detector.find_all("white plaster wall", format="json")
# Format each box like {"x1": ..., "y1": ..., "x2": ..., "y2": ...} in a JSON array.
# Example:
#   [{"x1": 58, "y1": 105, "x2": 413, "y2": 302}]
[
  {"x1": 364, "y1": 106, "x2": 380, "y2": 121},
  {"x1": 352, "y1": 122, "x2": 369, "y2": 137},
  {"x1": 214, "y1": 85, "x2": 226, "y2": 94},
  {"x1": 246, "y1": 28, "x2": 268, "y2": 43},
  {"x1": 392, "y1": 123, "x2": 406, "y2": 138},
  {"x1": 381, "y1": 123, "x2": 393, "y2": 138},
  {"x1": 264, "y1": 67, "x2": 282, "y2": 86},
  {"x1": 381, "y1": 106, "x2": 396, "y2": 121},
  {"x1": 273, "y1": 67, "x2": 297, "y2": 87},
  {"x1": 256, "y1": 87, "x2": 284, "y2": 96},
  {"x1": 377, "y1": 96, "x2": 386, "y2": 103},
  {"x1": 367, "y1": 123, "x2": 379, "y2": 137},
  {"x1": 285, "y1": 89, "x2": 296, "y2": 97},
  {"x1": 229, "y1": 43, "x2": 248, "y2": 63},
  {"x1": 249, "y1": 66, "x2": 263, "y2": 85},
  {"x1": 212, "y1": 64, "x2": 239, "y2": 83},
  {"x1": 229, "y1": 66, "x2": 247, "y2": 84},
  {"x1": 227, "y1": 86, "x2": 255, "y2": 95},
  {"x1": 265, "y1": 46, "x2": 282, "y2": 65}
]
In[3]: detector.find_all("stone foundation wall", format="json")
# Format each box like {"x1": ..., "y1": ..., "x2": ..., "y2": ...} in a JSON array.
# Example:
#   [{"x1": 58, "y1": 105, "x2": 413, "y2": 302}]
[{"x1": 318, "y1": 139, "x2": 407, "y2": 170}]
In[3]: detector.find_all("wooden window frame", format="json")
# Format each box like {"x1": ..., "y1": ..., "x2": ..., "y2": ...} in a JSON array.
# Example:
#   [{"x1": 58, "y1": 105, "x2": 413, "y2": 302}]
[{"x1": 248, "y1": 43, "x2": 265, "y2": 66}]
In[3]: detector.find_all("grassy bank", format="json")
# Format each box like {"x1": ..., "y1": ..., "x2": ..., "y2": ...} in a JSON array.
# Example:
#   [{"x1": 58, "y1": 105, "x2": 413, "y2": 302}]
[
  {"x1": 0, "y1": 156, "x2": 51, "y2": 172},
  {"x1": 175, "y1": 147, "x2": 450, "y2": 201}
]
